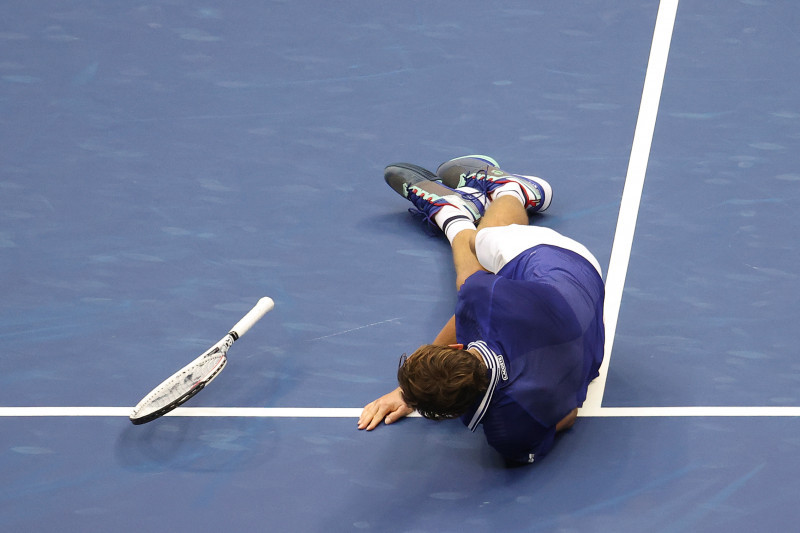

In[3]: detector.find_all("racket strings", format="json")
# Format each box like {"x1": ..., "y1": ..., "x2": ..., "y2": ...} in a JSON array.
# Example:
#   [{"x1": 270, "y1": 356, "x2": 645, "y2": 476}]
[{"x1": 131, "y1": 343, "x2": 229, "y2": 419}]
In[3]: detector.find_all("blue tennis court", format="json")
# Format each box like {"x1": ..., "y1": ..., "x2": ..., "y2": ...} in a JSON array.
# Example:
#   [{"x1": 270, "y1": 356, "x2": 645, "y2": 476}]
[{"x1": 2, "y1": 1, "x2": 799, "y2": 531}]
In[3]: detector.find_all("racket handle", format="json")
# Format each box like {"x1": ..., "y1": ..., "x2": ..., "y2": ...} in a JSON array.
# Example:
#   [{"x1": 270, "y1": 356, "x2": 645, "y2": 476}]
[{"x1": 229, "y1": 297, "x2": 274, "y2": 339}]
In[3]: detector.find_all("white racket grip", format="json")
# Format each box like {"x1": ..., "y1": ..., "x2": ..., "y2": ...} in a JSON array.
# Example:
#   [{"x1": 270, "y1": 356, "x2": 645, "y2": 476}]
[{"x1": 229, "y1": 297, "x2": 274, "y2": 339}]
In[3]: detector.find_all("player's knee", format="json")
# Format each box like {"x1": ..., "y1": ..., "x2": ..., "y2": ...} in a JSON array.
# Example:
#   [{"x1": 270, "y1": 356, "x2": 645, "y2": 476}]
[{"x1": 556, "y1": 408, "x2": 578, "y2": 432}]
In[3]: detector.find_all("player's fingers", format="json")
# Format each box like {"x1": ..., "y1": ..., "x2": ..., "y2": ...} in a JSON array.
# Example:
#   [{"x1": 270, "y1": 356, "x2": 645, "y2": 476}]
[
  {"x1": 383, "y1": 407, "x2": 400, "y2": 425},
  {"x1": 358, "y1": 402, "x2": 386, "y2": 431},
  {"x1": 384, "y1": 405, "x2": 413, "y2": 426},
  {"x1": 364, "y1": 406, "x2": 390, "y2": 431},
  {"x1": 357, "y1": 402, "x2": 376, "y2": 429}
]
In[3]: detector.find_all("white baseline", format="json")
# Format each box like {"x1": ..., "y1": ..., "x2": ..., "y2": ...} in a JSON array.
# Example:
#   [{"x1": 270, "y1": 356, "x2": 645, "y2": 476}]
[{"x1": 1, "y1": 406, "x2": 800, "y2": 418}]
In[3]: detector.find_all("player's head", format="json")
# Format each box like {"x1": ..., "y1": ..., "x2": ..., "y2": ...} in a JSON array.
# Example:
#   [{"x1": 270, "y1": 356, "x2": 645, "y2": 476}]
[{"x1": 396, "y1": 344, "x2": 488, "y2": 420}]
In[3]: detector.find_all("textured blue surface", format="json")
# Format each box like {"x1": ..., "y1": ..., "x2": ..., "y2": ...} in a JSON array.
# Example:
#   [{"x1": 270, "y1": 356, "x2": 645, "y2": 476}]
[
  {"x1": 3, "y1": 416, "x2": 800, "y2": 532},
  {"x1": 2, "y1": 1, "x2": 799, "y2": 531},
  {"x1": 605, "y1": 0, "x2": 800, "y2": 407},
  {"x1": 1, "y1": 0, "x2": 645, "y2": 409}
]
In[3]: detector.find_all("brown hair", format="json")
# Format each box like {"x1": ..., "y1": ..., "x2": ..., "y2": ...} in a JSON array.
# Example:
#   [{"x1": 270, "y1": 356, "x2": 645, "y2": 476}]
[{"x1": 397, "y1": 344, "x2": 488, "y2": 420}]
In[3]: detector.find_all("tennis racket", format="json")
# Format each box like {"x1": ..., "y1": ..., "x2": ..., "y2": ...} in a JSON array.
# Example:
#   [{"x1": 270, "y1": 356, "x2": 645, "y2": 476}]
[{"x1": 130, "y1": 296, "x2": 275, "y2": 425}]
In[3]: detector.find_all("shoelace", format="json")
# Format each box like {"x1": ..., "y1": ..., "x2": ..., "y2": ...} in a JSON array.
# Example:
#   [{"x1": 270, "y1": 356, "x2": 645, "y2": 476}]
[
  {"x1": 407, "y1": 187, "x2": 485, "y2": 235},
  {"x1": 461, "y1": 168, "x2": 496, "y2": 196}
]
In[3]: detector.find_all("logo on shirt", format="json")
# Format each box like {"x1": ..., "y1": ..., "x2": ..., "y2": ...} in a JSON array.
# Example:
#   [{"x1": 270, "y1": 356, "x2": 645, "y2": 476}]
[{"x1": 494, "y1": 353, "x2": 508, "y2": 381}]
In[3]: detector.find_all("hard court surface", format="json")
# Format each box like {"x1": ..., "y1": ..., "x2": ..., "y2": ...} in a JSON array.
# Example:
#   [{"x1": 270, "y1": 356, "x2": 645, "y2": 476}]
[{"x1": 1, "y1": 1, "x2": 799, "y2": 531}]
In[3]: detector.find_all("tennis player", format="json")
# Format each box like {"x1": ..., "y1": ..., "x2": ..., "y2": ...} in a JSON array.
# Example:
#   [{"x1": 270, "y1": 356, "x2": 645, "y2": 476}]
[{"x1": 358, "y1": 156, "x2": 605, "y2": 464}]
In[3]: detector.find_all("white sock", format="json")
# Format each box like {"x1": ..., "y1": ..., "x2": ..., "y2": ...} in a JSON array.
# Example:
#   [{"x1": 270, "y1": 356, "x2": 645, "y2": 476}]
[
  {"x1": 490, "y1": 182, "x2": 526, "y2": 205},
  {"x1": 433, "y1": 205, "x2": 475, "y2": 243}
]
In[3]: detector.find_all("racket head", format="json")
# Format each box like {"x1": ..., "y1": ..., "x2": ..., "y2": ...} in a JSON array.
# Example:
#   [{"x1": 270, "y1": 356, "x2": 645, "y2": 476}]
[{"x1": 129, "y1": 335, "x2": 233, "y2": 425}]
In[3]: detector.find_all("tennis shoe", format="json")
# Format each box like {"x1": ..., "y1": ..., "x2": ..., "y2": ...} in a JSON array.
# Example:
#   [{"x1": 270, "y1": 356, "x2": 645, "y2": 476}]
[
  {"x1": 384, "y1": 163, "x2": 485, "y2": 225},
  {"x1": 437, "y1": 155, "x2": 552, "y2": 213},
  {"x1": 436, "y1": 155, "x2": 500, "y2": 188}
]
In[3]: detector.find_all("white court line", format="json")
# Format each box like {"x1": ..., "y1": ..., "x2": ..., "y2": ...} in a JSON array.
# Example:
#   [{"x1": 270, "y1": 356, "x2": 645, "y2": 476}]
[
  {"x1": 0, "y1": 407, "x2": 365, "y2": 418},
  {"x1": 583, "y1": 0, "x2": 681, "y2": 409},
  {"x1": 2, "y1": 406, "x2": 800, "y2": 418},
  {"x1": 0, "y1": 407, "x2": 395, "y2": 419},
  {"x1": 579, "y1": 407, "x2": 800, "y2": 418}
]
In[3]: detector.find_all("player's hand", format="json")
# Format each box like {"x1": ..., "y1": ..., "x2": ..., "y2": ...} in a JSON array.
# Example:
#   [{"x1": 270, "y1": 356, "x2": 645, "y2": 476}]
[{"x1": 358, "y1": 387, "x2": 414, "y2": 431}]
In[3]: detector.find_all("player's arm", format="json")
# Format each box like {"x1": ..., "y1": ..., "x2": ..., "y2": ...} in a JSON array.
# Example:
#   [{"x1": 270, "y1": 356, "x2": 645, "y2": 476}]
[
  {"x1": 358, "y1": 387, "x2": 414, "y2": 431},
  {"x1": 432, "y1": 315, "x2": 457, "y2": 346}
]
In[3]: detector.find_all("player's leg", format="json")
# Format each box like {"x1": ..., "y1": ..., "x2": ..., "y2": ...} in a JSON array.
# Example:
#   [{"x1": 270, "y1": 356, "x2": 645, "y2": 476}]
[
  {"x1": 451, "y1": 228, "x2": 481, "y2": 290},
  {"x1": 438, "y1": 156, "x2": 563, "y2": 277},
  {"x1": 476, "y1": 194, "x2": 529, "y2": 229},
  {"x1": 383, "y1": 160, "x2": 547, "y2": 286},
  {"x1": 449, "y1": 195, "x2": 529, "y2": 288}
]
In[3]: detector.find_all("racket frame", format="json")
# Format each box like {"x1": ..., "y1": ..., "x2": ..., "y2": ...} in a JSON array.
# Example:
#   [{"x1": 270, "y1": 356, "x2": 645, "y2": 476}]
[
  {"x1": 129, "y1": 297, "x2": 274, "y2": 425},
  {"x1": 129, "y1": 334, "x2": 233, "y2": 425}
]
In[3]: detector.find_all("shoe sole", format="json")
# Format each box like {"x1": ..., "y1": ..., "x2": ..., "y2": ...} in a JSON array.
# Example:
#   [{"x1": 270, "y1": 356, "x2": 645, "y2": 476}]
[
  {"x1": 385, "y1": 163, "x2": 453, "y2": 199},
  {"x1": 436, "y1": 155, "x2": 499, "y2": 189},
  {"x1": 385, "y1": 162, "x2": 484, "y2": 220},
  {"x1": 440, "y1": 154, "x2": 499, "y2": 168}
]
